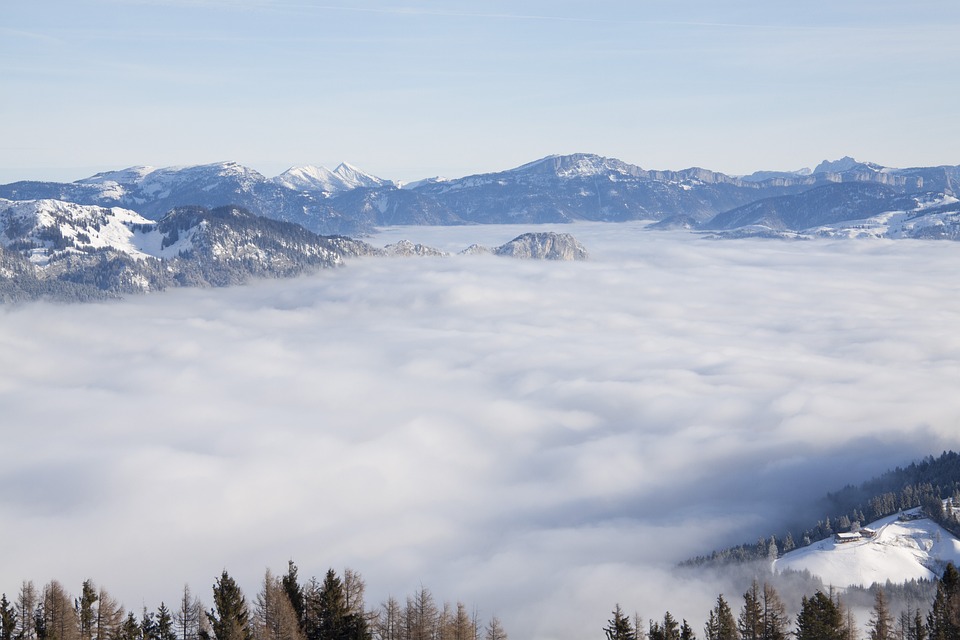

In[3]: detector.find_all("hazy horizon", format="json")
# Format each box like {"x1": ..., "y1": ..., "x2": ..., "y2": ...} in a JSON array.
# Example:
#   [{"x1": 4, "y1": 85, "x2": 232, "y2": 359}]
[{"x1": 3, "y1": 1, "x2": 960, "y2": 184}]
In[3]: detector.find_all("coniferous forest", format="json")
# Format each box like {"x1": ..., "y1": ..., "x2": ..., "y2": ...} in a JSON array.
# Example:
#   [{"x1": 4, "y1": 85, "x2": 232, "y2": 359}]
[
  {"x1": 0, "y1": 563, "x2": 506, "y2": 640},
  {"x1": 603, "y1": 562, "x2": 960, "y2": 640}
]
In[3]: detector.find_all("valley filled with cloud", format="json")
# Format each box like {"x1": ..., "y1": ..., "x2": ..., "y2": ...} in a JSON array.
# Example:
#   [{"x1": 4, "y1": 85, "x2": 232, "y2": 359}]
[{"x1": 2, "y1": 223, "x2": 959, "y2": 639}]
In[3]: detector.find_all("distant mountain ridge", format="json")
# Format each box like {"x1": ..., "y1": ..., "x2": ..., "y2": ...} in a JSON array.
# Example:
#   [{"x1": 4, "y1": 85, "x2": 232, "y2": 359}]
[{"x1": 2, "y1": 153, "x2": 960, "y2": 238}]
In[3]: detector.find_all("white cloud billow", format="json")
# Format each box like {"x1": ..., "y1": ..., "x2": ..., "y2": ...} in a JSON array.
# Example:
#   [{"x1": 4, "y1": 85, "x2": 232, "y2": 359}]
[{"x1": 1, "y1": 223, "x2": 959, "y2": 639}]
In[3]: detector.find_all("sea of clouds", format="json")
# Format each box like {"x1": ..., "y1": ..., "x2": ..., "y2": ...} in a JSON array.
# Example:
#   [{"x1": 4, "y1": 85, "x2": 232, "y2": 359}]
[{"x1": 2, "y1": 222, "x2": 960, "y2": 639}]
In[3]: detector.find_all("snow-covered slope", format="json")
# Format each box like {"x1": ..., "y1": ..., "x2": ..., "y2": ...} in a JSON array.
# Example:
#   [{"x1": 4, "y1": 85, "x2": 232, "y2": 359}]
[
  {"x1": 775, "y1": 511, "x2": 960, "y2": 588},
  {"x1": 0, "y1": 198, "x2": 381, "y2": 298},
  {"x1": 808, "y1": 194, "x2": 960, "y2": 239},
  {"x1": 0, "y1": 198, "x2": 155, "y2": 265}
]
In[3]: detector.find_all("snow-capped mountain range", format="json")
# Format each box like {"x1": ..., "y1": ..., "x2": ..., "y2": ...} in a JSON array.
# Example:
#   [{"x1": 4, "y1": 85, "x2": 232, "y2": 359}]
[{"x1": 4, "y1": 153, "x2": 960, "y2": 238}]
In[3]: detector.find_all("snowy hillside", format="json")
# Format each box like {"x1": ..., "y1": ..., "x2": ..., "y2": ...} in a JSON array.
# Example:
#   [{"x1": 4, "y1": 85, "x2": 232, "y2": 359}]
[
  {"x1": 808, "y1": 194, "x2": 960, "y2": 239},
  {"x1": 0, "y1": 198, "x2": 155, "y2": 264},
  {"x1": 775, "y1": 511, "x2": 960, "y2": 588},
  {"x1": 0, "y1": 199, "x2": 382, "y2": 299}
]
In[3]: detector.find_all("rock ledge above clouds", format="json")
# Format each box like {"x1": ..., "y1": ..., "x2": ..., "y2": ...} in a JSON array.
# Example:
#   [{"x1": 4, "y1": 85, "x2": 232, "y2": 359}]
[{"x1": 492, "y1": 232, "x2": 589, "y2": 261}]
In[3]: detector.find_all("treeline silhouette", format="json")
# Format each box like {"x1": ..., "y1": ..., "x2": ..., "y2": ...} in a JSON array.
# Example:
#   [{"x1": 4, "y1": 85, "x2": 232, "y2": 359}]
[{"x1": 0, "y1": 563, "x2": 506, "y2": 640}]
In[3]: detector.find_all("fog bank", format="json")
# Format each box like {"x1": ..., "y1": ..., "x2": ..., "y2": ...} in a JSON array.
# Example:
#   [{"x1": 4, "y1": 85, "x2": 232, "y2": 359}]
[{"x1": 2, "y1": 223, "x2": 959, "y2": 639}]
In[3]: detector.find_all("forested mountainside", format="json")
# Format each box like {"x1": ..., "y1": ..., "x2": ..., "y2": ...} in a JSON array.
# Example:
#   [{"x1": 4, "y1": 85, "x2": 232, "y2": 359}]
[
  {"x1": 0, "y1": 197, "x2": 588, "y2": 302},
  {"x1": 0, "y1": 202, "x2": 377, "y2": 302},
  {"x1": 684, "y1": 452, "x2": 960, "y2": 567}
]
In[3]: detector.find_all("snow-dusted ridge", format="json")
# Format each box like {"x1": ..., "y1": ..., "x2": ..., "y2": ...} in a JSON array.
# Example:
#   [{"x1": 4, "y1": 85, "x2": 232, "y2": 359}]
[
  {"x1": 0, "y1": 198, "x2": 158, "y2": 265},
  {"x1": 273, "y1": 162, "x2": 392, "y2": 194}
]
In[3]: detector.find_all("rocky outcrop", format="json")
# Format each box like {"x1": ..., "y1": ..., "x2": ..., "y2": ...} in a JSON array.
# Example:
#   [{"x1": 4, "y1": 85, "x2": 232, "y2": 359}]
[
  {"x1": 492, "y1": 232, "x2": 588, "y2": 260},
  {"x1": 381, "y1": 240, "x2": 447, "y2": 257}
]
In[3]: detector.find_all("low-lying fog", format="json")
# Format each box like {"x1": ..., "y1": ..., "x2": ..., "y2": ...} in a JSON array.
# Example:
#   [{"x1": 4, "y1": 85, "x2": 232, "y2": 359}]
[{"x1": 2, "y1": 222, "x2": 959, "y2": 639}]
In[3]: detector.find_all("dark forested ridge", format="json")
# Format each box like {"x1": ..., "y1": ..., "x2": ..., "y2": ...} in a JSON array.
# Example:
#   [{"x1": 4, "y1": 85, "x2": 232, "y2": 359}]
[
  {"x1": 684, "y1": 451, "x2": 960, "y2": 568},
  {"x1": 0, "y1": 563, "x2": 506, "y2": 640}
]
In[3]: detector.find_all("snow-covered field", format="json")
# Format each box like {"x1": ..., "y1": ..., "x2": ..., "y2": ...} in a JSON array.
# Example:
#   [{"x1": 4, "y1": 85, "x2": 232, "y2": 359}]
[{"x1": 776, "y1": 512, "x2": 960, "y2": 588}]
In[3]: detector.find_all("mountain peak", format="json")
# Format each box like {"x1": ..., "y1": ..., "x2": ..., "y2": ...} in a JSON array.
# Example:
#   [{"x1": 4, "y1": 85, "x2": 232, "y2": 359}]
[
  {"x1": 273, "y1": 162, "x2": 390, "y2": 193},
  {"x1": 813, "y1": 156, "x2": 862, "y2": 174},
  {"x1": 332, "y1": 162, "x2": 390, "y2": 188},
  {"x1": 77, "y1": 166, "x2": 157, "y2": 185},
  {"x1": 511, "y1": 153, "x2": 642, "y2": 179}
]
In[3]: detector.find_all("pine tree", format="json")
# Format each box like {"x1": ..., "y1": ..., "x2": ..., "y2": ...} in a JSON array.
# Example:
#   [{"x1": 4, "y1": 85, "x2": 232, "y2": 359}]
[
  {"x1": 738, "y1": 583, "x2": 762, "y2": 640},
  {"x1": 1, "y1": 594, "x2": 17, "y2": 640},
  {"x1": 868, "y1": 589, "x2": 893, "y2": 640},
  {"x1": 205, "y1": 572, "x2": 252, "y2": 640},
  {"x1": 36, "y1": 603, "x2": 47, "y2": 640},
  {"x1": 117, "y1": 612, "x2": 139, "y2": 640},
  {"x1": 604, "y1": 605, "x2": 636, "y2": 640},
  {"x1": 651, "y1": 614, "x2": 681, "y2": 640},
  {"x1": 77, "y1": 582, "x2": 98, "y2": 640},
  {"x1": 704, "y1": 596, "x2": 737, "y2": 640},
  {"x1": 680, "y1": 621, "x2": 695, "y2": 640},
  {"x1": 911, "y1": 609, "x2": 927, "y2": 640},
  {"x1": 782, "y1": 533, "x2": 795, "y2": 554},
  {"x1": 143, "y1": 608, "x2": 158, "y2": 640},
  {"x1": 302, "y1": 580, "x2": 321, "y2": 640},
  {"x1": 795, "y1": 592, "x2": 843, "y2": 640},
  {"x1": 318, "y1": 570, "x2": 347, "y2": 640},
  {"x1": 156, "y1": 605, "x2": 176, "y2": 640},
  {"x1": 280, "y1": 565, "x2": 304, "y2": 633},
  {"x1": 927, "y1": 563, "x2": 960, "y2": 640}
]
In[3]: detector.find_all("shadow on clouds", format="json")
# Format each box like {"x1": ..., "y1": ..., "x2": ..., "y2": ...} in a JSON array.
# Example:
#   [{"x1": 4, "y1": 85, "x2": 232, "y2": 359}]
[{"x1": 1, "y1": 223, "x2": 958, "y2": 639}]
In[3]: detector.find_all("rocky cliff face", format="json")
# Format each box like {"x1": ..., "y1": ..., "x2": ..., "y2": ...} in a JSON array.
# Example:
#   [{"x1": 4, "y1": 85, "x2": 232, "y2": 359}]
[{"x1": 493, "y1": 232, "x2": 589, "y2": 260}]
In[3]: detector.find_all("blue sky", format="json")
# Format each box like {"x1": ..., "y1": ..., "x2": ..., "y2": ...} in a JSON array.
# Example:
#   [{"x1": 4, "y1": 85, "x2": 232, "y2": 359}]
[{"x1": 2, "y1": 0, "x2": 960, "y2": 183}]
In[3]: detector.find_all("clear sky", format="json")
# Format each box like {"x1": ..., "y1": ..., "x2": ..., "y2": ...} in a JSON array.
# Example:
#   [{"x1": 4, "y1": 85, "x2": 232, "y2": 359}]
[{"x1": 2, "y1": 0, "x2": 960, "y2": 183}]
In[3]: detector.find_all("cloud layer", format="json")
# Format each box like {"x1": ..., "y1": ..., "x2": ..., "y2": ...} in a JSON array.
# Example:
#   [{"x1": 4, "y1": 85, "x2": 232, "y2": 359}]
[{"x1": 2, "y1": 223, "x2": 960, "y2": 639}]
